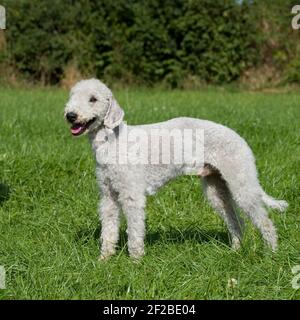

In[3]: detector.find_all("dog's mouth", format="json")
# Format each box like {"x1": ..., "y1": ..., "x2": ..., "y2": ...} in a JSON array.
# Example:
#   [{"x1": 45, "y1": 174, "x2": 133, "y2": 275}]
[{"x1": 70, "y1": 118, "x2": 96, "y2": 136}]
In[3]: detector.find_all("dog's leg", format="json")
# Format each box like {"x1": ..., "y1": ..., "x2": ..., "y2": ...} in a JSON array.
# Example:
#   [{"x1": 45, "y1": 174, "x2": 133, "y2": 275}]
[
  {"x1": 234, "y1": 196, "x2": 278, "y2": 251},
  {"x1": 201, "y1": 174, "x2": 244, "y2": 249},
  {"x1": 219, "y1": 173, "x2": 278, "y2": 251},
  {"x1": 99, "y1": 187, "x2": 121, "y2": 260},
  {"x1": 217, "y1": 154, "x2": 279, "y2": 251},
  {"x1": 119, "y1": 194, "x2": 146, "y2": 259},
  {"x1": 250, "y1": 206, "x2": 278, "y2": 251}
]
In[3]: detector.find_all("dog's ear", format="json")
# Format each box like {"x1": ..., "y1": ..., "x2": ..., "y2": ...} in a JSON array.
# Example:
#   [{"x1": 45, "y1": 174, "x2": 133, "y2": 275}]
[{"x1": 104, "y1": 96, "x2": 124, "y2": 129}]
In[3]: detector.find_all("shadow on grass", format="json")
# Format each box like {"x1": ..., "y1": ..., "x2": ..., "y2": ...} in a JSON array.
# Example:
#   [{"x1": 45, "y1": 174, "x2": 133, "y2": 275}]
[
  {"x1": 75, "y1": 226, "x2": 230, "y2": 247},
  {"x1": 145, "y1": 228, "x2": 229, "y2": 246},
  {"x1": 0, "y1": 182, "x2": 10, "y2": 205}
]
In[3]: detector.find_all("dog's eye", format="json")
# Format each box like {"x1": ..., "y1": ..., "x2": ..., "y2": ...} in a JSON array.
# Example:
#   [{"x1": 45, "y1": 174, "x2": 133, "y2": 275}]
[{"x1": 89, "y1": 96, "x2": 97, "y2": 103}]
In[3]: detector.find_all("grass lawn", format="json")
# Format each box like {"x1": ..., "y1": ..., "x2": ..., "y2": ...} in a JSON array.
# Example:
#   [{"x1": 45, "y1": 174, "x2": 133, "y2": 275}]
[{"x1": 0, "y1": 87, "x2": 299, "y2": 299}]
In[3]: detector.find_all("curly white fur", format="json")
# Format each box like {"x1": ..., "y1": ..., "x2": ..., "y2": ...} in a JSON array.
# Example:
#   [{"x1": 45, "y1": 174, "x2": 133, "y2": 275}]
[{"x1": 64, "y1": 79, "x2": 288, "y2": 259}]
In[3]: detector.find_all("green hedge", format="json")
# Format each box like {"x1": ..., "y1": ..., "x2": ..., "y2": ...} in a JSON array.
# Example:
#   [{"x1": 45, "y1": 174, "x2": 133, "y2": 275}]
[{"x1": 3, "y1": 0, "x2": 259, "y2": 86}]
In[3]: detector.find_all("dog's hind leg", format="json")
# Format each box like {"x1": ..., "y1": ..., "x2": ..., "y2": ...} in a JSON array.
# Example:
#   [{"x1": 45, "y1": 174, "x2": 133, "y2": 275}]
[
  {"x1": 220, "y1": 173, "x2": 278, "y2": 251},
  {"x1": 231, "y1": 192, "x2": 278, "y2": 251},
  {"x1": 215, "y1": 147, "x2": 281, "y2": 251},
  {"x1": 201, "y1": 173, "x2": 244, "y2": 249}
]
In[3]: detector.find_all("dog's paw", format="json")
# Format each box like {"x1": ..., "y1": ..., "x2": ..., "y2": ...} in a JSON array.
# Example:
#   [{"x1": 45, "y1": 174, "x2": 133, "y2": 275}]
[
  {"x1": 98, "y1": 251, "x2": 115, "y2": 262},
  {"x1": 231, "y1": 237, "x2": 242, "y2": 250},
  {"x1": 129, "y1": 248, "x2": 145, "y2": 261}
]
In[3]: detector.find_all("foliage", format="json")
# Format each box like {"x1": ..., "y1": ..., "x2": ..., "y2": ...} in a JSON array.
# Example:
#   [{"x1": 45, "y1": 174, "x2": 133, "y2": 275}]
[
  {"x1": 2, "y1": 0, "x2": 300, "y2": 86},
  {"x1": 2, "y1": 0, "x2": 257, "y2": 86}
]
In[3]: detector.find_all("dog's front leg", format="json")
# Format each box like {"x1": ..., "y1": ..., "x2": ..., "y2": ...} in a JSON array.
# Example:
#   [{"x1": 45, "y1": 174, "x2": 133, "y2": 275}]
[
  {"x1": 121, "y1": 196, "x2": 146, "y2": 259},
  {"x1": 99, "y1": 191, "x2": 120, "y2": 260}
]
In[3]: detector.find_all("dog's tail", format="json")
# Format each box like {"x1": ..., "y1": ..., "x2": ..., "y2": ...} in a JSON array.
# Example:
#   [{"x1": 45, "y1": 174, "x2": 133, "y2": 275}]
[{"x1": 261, "y1": 191, "x2": 288, "y2": 212}]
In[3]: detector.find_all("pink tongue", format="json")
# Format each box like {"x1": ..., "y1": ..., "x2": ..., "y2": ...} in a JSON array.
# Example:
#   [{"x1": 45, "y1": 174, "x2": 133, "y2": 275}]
[{"x1": 71, "y1": 125, "x2": 83, "y2": 135}]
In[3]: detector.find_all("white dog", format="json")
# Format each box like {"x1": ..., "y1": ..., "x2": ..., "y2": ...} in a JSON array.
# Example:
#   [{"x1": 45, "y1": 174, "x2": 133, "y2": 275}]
[{"x1": 64, "y1": 79, "x2": 288, "y2": 259}]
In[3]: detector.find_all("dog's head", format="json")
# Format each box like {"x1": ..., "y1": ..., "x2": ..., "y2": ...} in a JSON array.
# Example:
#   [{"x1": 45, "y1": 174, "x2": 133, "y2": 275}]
[{"x1": 64, "y1": 79, "x2": 124, "y2": 136}]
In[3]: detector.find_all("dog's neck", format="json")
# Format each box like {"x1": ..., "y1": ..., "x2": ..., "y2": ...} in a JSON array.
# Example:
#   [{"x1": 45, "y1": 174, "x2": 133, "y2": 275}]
[{"x1": 88, "y1": 122, "x2": 124, "y2": 153}]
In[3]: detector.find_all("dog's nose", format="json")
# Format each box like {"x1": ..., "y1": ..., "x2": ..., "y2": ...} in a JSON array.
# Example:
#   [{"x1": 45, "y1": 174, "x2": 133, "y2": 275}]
[{"x1": 66, "y1": 112, "x2": 78, "y2": 123}]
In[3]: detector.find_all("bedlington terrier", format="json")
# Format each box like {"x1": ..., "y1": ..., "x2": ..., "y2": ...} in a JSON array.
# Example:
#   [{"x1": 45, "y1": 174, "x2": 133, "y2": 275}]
[{"x1": 64, "y1": 79, "x2": 288, "y2": 259}]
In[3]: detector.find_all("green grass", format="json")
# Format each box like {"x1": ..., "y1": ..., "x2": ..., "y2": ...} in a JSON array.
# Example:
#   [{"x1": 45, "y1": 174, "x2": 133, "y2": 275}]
[{"x1": 0, "y1": 87, "x2": 299, "y2": 300}]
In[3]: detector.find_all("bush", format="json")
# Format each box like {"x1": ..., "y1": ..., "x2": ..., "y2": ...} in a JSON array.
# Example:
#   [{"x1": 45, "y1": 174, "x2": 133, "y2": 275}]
[
  {"x1": 286, "y1": 52, "x2": 300, "y2": 83},
  {"x1": 3, "y1": 0, "x2": 259, "y2": 86}
]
